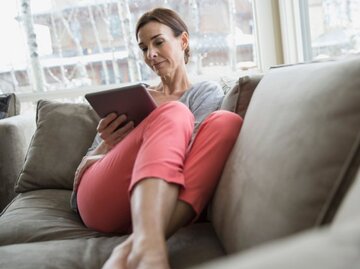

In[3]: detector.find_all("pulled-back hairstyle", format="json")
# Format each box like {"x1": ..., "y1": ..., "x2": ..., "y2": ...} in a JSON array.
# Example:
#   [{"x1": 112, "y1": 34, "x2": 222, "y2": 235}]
[{"x1": 135, "y1": 8, "x2": 190, "y2": 64}]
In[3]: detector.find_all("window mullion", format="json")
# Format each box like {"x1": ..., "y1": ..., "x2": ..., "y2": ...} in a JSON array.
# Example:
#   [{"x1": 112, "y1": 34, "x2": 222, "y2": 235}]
[
  {"x1": 279, "y1": 0, "x2": 312, "y2": 64},
  {"x1": 298, "y1": 0, "x2": 312, "y2": 61},
  {"x1": 252, "y1": 0, "x2": 284, "y2": 71}
]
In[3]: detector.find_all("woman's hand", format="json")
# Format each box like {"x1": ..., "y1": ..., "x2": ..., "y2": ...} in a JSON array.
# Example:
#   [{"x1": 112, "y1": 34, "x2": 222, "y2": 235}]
[
  {"x1": 98, "y1": 113, "x2": 135, "y2": 149},
  {"x1": 73, "y1": 154, "x2": 104, "y2": 191}
]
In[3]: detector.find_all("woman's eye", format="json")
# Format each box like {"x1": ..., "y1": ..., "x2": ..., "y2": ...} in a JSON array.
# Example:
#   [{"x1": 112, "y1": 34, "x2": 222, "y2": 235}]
[
  {"x1": 155, "y1": 40, "x2": 164, "y2": 46},
  {"x1": 140, "y1": 47, "x2": 148, "y2": 52}
]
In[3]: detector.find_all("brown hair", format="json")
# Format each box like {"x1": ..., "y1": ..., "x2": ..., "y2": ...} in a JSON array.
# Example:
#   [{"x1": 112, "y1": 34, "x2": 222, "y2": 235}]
[{"x1": 135, "y1": 8, "x2": 190, "y2": 64}]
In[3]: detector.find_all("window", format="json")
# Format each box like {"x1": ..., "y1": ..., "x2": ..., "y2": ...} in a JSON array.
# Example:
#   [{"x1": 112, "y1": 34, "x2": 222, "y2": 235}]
[
  {"x1": 0, "y1": 0, "x2": 257, "y2": 105},
  {"x1": 307, "y1": 0, "x2": 360, "y2": 60},
  {"x1": 279, "y1": 0, "x2": 360, "y2": 63}
]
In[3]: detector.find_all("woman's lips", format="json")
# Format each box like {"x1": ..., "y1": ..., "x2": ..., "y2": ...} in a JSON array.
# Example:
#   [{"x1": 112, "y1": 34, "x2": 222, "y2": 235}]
[{"x1": 153, "y1": 61, "x2": 165, "y2": 69}]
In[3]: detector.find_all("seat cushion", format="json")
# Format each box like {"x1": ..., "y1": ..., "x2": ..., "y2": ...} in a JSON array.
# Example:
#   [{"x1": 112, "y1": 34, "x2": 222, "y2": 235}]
[
  {"x1": 0, "y1": 189, "x2": 105, "y2": 245},
  {"x1": 0, "y1": 237, "x2": 123, "y2": 269},
  {"x1": 211, "y1": 56, "x2": 360, "y2": 253},
  {"x1": 0, "y1": 223, "x2": 224, "y2": 269}
]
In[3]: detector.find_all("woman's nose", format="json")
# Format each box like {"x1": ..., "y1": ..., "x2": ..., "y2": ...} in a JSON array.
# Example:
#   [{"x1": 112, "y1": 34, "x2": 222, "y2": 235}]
[{"x1": 147, "y1": 47, "x2": 157, "y2": 59}]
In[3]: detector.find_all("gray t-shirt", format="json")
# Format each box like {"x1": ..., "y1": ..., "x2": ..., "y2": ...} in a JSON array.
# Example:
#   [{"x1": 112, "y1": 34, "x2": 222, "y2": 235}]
[
  {"x1": 87, "y1": 80, "x2": 224, "y2": 154},
  {"x1": 179, "y1": 80, "x2": 224, "y2": 131}
]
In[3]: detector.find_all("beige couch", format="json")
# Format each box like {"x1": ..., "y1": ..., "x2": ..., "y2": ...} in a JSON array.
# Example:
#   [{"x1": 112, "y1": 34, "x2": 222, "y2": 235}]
[{"x1": 0, "y1": 56, "x2": 359, "y2": 269}]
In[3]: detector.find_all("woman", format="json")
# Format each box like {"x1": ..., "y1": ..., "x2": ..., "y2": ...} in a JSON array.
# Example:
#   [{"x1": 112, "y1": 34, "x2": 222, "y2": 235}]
[{"x1": 72, "y1": 7, "x2": 243, "y2": 269}]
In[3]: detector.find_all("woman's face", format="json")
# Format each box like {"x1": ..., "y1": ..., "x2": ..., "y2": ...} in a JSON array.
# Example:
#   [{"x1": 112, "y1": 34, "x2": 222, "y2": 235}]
[{"x1": 137, "y1": 21, "x2": 188, "y2": 77}]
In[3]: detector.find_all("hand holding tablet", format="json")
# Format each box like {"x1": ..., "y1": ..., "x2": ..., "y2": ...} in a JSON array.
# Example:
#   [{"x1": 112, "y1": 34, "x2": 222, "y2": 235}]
[{"x1": 85, "y1": 83, "x2": 157, "y2": 127}]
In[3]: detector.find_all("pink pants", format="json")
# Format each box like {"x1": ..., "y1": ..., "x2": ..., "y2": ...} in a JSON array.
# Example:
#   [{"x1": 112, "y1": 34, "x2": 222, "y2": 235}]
[{"x1": 77, "y1": 101, "x2": 243, "y2": 233}]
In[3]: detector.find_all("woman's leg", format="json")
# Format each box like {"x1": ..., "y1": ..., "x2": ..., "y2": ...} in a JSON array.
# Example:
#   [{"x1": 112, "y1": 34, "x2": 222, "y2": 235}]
[
  {"x1": 168, "y1": 110, "x2": 243, "y2": 235},
  {"x1": 77, "y1": 101, "x2": 194, "y2": 233},
  {"x1": 102, "y1": 111, "x2": 242, "y2": 269},
  {"x1": 130, "y1": 110, "x2": 243, "y2": 240}
]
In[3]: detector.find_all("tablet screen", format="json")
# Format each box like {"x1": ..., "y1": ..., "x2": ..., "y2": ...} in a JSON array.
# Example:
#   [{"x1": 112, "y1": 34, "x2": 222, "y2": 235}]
[{"x1": 85, "y1": 83, "x2": 157, "y2": 126}]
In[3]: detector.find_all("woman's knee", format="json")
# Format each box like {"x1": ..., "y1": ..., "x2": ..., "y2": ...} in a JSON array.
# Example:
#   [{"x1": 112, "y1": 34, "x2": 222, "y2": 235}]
[
  {"x1": 203, "y1": 110, "x2": 243, "y2": 138},
  {"x1": 150, "y1": 101, "x2": 194, "y2": 126},
  {"x1": 157, "y1": 101, "x2": 191, "y2": 115},
  {"x1": 206, "y1": 110, "x2": 243, "y2": 128}
]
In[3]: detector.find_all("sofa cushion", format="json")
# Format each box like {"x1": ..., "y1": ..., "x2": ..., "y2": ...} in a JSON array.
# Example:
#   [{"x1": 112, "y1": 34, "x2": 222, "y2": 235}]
[
  {"x1": 0, "y1": 222, "x2": 224, "y2": 269},
  {"x1": 0, "y1": 114, "x2": 36, "y2": 211},
  {"x1": 220, "y1": 74, "x2": 263, "y2": 118},
  {"x1": 0, "y1": 237, "x2": 122, "y2": 269},
  {"x1": 190, "y1": 217, "x2": 360, "y2": 269},
  {"x1": 211, "y1": 56, "x2": 360, "y2": 253},
  {"x1": 0, "y1": 93, "x2": 20, "y2": 119},
  {"x1": 0, "y1": 189, "x2": 105, "y2": 245},
  {"x1": 15, "y1": 100, "x2": 99, "y2": 192}
]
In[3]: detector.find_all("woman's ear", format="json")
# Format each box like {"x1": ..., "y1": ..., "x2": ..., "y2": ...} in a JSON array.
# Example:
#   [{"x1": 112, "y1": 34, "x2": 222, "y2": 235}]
[{"x1": 180, "y1": 31, "x2": 189, "y2": 51}]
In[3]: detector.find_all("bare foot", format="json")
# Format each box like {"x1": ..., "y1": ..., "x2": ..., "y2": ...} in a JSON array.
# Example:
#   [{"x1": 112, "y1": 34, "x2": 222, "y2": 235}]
[
  {"x1": 127, "y1": 236, "x2": 170, "y2": 269},
  {"x1": 102, "y1": 234, "x2": 170, "y2": 269},
  {"x1": 102, "y1": 235, "x2": 133, "y2": 269}
]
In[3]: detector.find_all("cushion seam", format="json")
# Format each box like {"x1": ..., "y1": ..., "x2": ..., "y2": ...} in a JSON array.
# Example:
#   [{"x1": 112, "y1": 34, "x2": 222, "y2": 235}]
[{"x1": 316, "y1": 130, "x2": 360, "y2": 225}]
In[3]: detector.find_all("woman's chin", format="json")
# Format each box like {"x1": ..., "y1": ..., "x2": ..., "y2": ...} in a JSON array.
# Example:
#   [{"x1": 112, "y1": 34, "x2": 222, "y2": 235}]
[{"x1": 154, "y1": 68, "x2": 168, "y2": 77}]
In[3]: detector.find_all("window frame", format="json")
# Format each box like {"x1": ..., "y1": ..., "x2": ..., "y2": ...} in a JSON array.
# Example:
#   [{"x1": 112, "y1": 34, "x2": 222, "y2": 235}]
[{"x1": 278, "y1": 0, "x2": 312, "y2": 64}]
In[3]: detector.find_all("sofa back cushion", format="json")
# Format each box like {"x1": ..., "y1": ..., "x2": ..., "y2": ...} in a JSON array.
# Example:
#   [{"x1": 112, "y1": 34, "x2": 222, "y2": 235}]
[
  {"x1": 15, "y1": 100, "x2": 99, "y2": 192},
  {"x1": 211, "y1": 56, "x2": 360, "y2": 253}
]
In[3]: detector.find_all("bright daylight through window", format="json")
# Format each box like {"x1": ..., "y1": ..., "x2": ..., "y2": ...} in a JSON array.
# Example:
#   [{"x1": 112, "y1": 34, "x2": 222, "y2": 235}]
[
  {"x1": 0, "y1": 0, "x2": 256, "y2": 99},
  {"x1": 307, "y1": 0, "x2": 360, "y2": 60},
  {"x1": 2, "y1": 0, "x2": 359, "y2": 113}
]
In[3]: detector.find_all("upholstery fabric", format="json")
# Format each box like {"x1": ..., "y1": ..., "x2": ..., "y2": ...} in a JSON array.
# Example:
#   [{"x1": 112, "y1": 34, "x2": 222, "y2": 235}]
[
  {"x1": 321, "y1": 132, "x2": 360, "y2": 223},
  {"x1": 333, "y1": 166, "x2": 360, "y2": 226},
  {"x1": 0, "y1": 222, "x2": 224, "y2": 269},
  {"x1": 0, "y1": 189, "x2": 105, "y2": 245},
  {"x1": 211, "y1": 56, "x2": 360, "y2": 253},
  {"x1": 15, "y1": 100, "x2": 99, "y2": 192},
  {"x1": 235, "y1": 74, "x2": 263, "y2": 118},
  {"x1": 190, "y1": 217, "x2": 360, "y2": 269},
  {"x1": 0, "y1": 237, "x2": 124, "y2": 269},
  {"x1": 0, "y1": 93, "x2": 20, "y2": 119},
  {"x1": 0, "y1": 114, "x2": 36, "y2": 211},
  {"x1": 220, "y1": 74, "x2": 263, "y2": 118}
]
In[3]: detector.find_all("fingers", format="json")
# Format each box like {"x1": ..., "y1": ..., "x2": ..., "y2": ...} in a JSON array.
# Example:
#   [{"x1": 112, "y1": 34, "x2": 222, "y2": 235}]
[
  {"x1": 73, "y1": 170, "x2": 81, "y2": 191},
  {"x1": 98, "y1": 113, "x2": 127, "y2": 133},
  {"x1": 97, "y1": 113, "x2": 118, "y2": 133},
  {"x1": 73, "y1": 158, "x2": 86, "y2": 191},
  {"x1": 73, "y1": 155, "x2": 104, "y2": 191},
  {"x1": 109, "y1": 120, "x2": 134, "y2": 143},
  {"x1": 99, "y1": 115, "x2": 135, "y2": 147}
]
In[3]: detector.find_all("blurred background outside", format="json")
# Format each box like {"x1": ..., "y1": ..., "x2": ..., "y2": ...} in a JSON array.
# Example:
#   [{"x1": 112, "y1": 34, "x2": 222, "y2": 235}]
[{"x1": 0, "y1": 0, "x2": 359, "y2": 114}]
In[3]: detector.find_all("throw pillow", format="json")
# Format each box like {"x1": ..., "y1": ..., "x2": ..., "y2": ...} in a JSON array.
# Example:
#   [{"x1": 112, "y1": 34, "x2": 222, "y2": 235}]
[
  {"x1": 15, "y1": 100, "x2": 99, "y2": 192},
  {"x1": 220, "y1": 74, "x2": 263, "y2": 118}
]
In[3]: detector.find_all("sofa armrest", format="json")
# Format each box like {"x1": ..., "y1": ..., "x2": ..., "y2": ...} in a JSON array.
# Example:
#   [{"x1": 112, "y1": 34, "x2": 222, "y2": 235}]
[{"x1": 0, "y1": 114, "x2": 36, "y2": 211}]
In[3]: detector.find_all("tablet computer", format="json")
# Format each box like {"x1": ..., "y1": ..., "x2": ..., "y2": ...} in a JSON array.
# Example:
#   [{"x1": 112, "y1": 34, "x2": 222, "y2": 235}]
[{"x1": 85, "y1": 83, "x2": 157, "y2": 126}]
